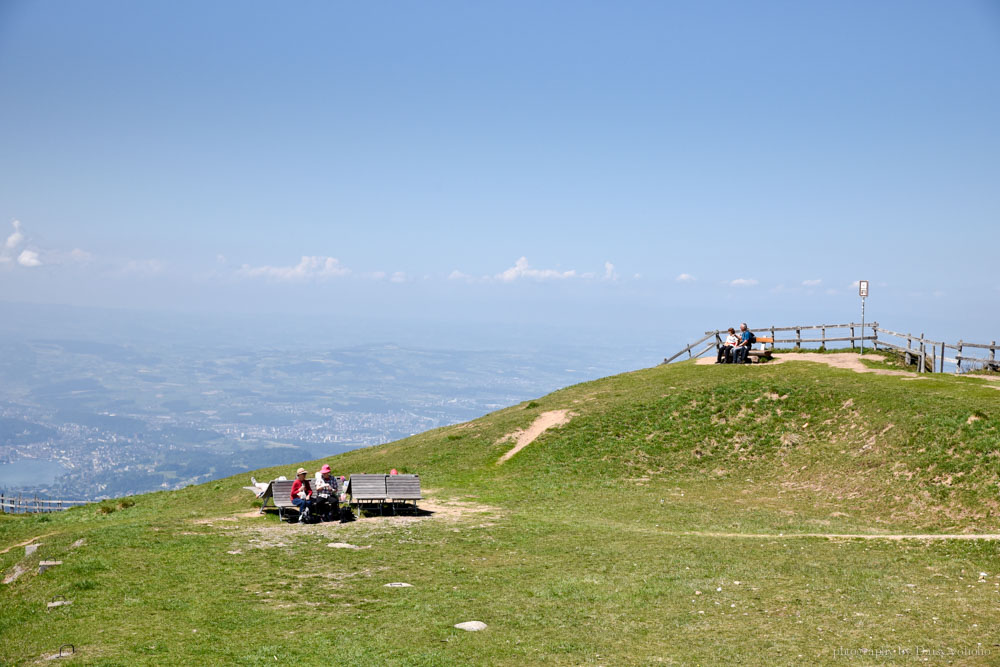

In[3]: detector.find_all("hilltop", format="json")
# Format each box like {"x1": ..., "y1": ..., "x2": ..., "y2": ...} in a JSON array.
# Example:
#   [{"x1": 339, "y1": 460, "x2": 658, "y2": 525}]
[{"x1": 1, "y1": 352, "x2": 999, "y2": 665}]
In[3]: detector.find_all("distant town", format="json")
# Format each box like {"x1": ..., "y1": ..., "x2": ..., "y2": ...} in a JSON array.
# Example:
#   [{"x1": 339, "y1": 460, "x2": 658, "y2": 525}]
[{"x1": 0, "y1": 337, "x2": 639, "y2": 499}]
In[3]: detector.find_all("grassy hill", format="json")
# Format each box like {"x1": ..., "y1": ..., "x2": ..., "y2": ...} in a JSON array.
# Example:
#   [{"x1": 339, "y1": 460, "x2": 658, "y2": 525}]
[{"x1": 2, "y1": 353, "x2": 999, "y2": 665}]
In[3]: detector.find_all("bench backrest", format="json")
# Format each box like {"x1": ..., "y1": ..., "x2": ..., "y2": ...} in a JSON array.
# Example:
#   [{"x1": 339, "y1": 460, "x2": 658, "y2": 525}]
[
  {"x1": 271, "y1": 480, "x2": 296, "y2": 506},
  {"x1": 348, "y1": 474, "x2": 388, "y2": 500},
  {"x1": 386, "y1": 474, "x2": 421, "y2": 500},
  {"x1": 756, "y1": 337, "x2": 773, "y2": 344}
]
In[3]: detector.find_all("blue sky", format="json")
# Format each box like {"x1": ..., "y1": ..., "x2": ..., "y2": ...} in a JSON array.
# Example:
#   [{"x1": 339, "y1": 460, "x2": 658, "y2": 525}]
[{"x1": 1, "y1": 1, "x2": 998, "y2": 349}]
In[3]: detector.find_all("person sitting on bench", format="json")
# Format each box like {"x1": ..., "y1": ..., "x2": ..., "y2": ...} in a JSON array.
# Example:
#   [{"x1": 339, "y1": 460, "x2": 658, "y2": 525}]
[
  {"x1": 313, "y1": 464, "x2": 340, "y2": 522},
  {"x1": 716, "y1": 327, "x2": 738, "y2": 364},
  {"x1": 732, "y1": 323, "x2": 753, "y2": 365},
  {"x1": 290, "y1": 467, "x2": 314, "y2": 523}
]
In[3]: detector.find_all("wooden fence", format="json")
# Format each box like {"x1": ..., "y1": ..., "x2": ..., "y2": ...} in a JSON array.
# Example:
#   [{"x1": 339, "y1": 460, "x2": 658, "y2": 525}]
[
  {"x1": 663, "y1": 322, "x2": 998, "y2": 374},
  {"x1": 663, "y1": 322, "x2": 877, "y2": 364},
  {"x1": 0, "y1": 492, "x2": 89, "y2": 514}
]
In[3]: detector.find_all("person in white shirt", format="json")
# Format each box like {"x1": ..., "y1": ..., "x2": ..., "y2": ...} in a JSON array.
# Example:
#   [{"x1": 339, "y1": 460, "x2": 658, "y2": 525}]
[
  {"x1": 716, "y1": 327, "x2": 739, "y2": 364},
  {"x1": 313, "y1": 464, "x2": 340, "y2": 521}
]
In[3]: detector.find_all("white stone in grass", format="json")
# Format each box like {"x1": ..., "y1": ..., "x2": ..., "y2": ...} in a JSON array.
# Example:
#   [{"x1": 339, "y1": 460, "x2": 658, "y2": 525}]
[
  {"x1": 454, "y1": 621, "x2": 487, "y2": 632},
  {"x1": 384, "y1": 582, "x2": 413, "y2": 587},
  {"x1": 327, "y1": 542, "x2": 371, "y2": 549},
  {"x1": 25, "y1": 544, "x2": 40, "y2": 556},
  {"x1": 47, "y1": 600, "x2": 72, "y2": 609},
  {"x1": 38, "y1": 560, "x2": 62, "y2": 574}
]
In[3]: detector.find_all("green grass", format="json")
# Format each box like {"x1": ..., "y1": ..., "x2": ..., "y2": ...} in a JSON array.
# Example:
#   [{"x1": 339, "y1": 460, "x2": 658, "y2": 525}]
[{"x1": 1, "y1": 358, "x2": 999, "y2": 665}]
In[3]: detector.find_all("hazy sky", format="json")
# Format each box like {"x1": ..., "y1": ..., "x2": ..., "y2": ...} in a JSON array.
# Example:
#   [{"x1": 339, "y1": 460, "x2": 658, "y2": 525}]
[{"x1": 1, "y1": 1, "x2": 998, "y2": 348}]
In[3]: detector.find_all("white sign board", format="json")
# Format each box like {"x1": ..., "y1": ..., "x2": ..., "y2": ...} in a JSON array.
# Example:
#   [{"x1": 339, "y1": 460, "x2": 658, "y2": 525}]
[{"x1": 859, "y1": 280, "x2": 869, "y2": 297}]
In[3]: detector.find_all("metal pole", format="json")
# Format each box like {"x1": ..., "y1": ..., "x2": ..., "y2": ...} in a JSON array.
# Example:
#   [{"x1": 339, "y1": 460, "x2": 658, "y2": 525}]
[{"x1": 860, "y1": 297, "x2": 866, "y2": 355}]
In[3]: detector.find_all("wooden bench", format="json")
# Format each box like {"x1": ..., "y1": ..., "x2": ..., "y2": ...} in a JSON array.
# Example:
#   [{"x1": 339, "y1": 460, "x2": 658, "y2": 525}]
[
  {"x1": 258, "y1": 480, "x2": 301, "y2": 521},
  {"x1": 345, "y1": 474, "x2": 422, "y2": 516},
  {"x1": 346, "y1": 474, "x2": 389, "y2": 516},
  {"x1": 746, "y1": 337, "x2": 774, "y2": 363},
  {"x1": 386, "y1": 474, "x2": 421, "y2": 513}
]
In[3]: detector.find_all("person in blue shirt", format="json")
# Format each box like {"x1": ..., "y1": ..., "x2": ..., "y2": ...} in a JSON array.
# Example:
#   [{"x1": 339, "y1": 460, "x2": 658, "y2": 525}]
[{"x1": 732, "y1": 323, "x2": 753, "y2": 364}]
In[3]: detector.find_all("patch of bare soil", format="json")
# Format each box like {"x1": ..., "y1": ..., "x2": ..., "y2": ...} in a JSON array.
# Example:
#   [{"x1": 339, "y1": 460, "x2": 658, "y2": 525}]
[
  {"x1": 0, "y1": 532, "x2": 59, "y2": 555},
  {"x1": 697, "y1": 352, "x2": 918, "y2": 377},
  {"x1": 210, "y1": 494, "x2": 503, "y2": 548},
  {"x1": 667, "y1": 531, "x2": 1000, "y2": 541},
  {"x1": 496, "y1": 409, "x2": 576, "y2": 464}
]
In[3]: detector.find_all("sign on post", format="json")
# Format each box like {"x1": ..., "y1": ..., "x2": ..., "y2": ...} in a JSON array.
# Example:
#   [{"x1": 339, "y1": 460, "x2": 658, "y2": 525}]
[{"x1": 859, "y1": 280, "x2": 869, "y2": 354}]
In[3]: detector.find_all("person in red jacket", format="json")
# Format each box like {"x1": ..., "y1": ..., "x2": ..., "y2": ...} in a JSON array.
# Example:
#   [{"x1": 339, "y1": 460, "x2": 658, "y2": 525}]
[{"x1": 290, "y1": 467, "x2": 314, "y2": 523}]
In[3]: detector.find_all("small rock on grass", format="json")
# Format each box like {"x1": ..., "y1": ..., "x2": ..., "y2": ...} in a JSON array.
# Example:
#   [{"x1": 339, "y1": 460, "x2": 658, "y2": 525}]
[
  {"x1": 384, "y1": 582, "x2": 413, "y2": 588},
  {"x1": 38, "y1": 561, "x2": 62, "y2": 574},
  {"x1": 47, "y1": 600, "x2": 72, "y2": 609},
  {"x1": 454, "y1": 621, "x2": 487, "y2": 632},
  {"x1": 327, "y1": 542, "x2": 371, "y2": 549}
]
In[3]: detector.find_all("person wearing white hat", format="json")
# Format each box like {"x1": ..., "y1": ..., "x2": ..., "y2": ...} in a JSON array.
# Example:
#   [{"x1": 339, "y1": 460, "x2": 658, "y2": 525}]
[{"x1": 289, "y1": 467, "x2": 314, "y2": 523}]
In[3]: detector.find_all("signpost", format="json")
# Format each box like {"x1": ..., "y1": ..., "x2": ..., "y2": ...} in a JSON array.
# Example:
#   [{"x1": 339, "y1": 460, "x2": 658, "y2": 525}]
[{"x1": 859, "y1": 280, "x2": 869, "y2": 355}]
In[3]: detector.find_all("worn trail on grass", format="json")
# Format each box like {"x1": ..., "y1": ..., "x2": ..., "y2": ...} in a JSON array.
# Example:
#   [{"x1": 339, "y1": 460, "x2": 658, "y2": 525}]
[
  {"x1": 0, "y1": 532, "x2": 59, "y2": 555},
  {"x1": 497, "y1": 410, "x2": 575, "y2": 464},
  {"x1": 696, "y1": 352, "x2": 916, "y2": 376},
  {"x1": 668, "y1": 531, "x2": 1000, "y2": 541}
]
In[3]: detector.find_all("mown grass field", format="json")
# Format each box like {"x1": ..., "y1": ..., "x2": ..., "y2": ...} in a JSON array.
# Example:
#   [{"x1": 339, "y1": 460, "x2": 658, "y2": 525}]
[{"x1": 2, "y1": 355, "x2": 999, "y2": 665}]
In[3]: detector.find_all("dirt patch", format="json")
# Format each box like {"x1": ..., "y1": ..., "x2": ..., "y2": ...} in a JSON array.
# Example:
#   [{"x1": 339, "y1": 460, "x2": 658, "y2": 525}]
[
  {"x1": 0, "y1": 532, "x2": 59, "y2": 556},
  {"x1": 668, "y1": 531, "x2": 1000, "y2": 541},
  {"x1": 697, "y1": 352, "x2": 918, "y2": 377},
  {"x1": 497, "y1": 409, "x2": 576, "y2": 464},
  {"x1": 2, "y1": 563, "x2": 26, "y2": 584}
]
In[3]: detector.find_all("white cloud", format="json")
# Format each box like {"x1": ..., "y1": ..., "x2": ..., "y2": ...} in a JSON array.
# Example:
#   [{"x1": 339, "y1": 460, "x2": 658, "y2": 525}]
[
  {"x1": 448, "y1": 270, "x2": 472, "y2": 281},
  {"x1": 603, "y1": 262, "x2": 618, "y2": 281},
  {"x1": 496, "y1": 257, "x2": 577, "y2": 282},
  {"x1": 389, "y1": 271, "x2": 407, "y2": 283},
  {"x1": 729, "y1": 278, "x2": 758, "y2": 287},
  {"x1": 5, "y1": 220, "x2": 24, "y2": 249},
  {"x1": 802, "y1": 279, "x2": 822, "y2": 286},
  {"x1": 122, "y1": 258, "x2": 165, "y2": 275},
  {"x1": 17, "y1": 250, "x2": 41, "y2": 267},
  {"x1": 238, "y1": 255, "x2": 350, "y2": 282},
  {"x1": 676, "y1": 273, "x2": 696, "y2": 283}
]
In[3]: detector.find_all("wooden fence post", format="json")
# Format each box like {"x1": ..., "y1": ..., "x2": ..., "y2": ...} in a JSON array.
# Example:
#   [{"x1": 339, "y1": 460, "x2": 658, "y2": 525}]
[
  {"x1": 919, "y1": 333, "x2": 925, "y2": 373},
  {"x1": 940, "y1": 341, "x2": 945, "y2": 373},
  {"x1": 850, "y1": 325, "x2": 856, "y2": 349},
  {"x1": 821, "y1": 327, "x2": 826, "y2": 350},
  {"x1": 795, "y1": 328, "x2": 801, "y2": 350},
  {"x1": 957, "y1": 340, "x2": 963, "y2": 374},
  {"x1": 770, "y1": 326, "x2": 775, "y2": 350},
  {"x1": 992, "y1": 341, "x2": 997, "y2": 368}
]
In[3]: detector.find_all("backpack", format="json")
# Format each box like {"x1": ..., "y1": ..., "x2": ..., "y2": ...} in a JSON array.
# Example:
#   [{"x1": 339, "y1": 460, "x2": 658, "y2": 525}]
[{"x1": 748, "y1": 332, "x2": 757, "y2": 345}]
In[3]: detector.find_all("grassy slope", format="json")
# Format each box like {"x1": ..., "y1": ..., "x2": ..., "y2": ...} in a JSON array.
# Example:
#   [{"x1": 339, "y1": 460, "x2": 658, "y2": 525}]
[{"x1": 1, "y1": 358, "x2": 999, "y2": 665}]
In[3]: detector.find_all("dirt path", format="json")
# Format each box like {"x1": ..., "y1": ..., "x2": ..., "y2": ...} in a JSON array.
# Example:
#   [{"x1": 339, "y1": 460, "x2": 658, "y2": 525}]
[
  {"x1": 668, "y1": 531, "x2": 1000, "y2": 541},
  {"x1": 696, "y1": 352, "x2": 916, "y2": 377},
  {"x1": 0, "y1": 532, "x2": 59, "y2": 555},
  {"x1": 497, "y1": 410, "x2": 575, "y2": 464}
]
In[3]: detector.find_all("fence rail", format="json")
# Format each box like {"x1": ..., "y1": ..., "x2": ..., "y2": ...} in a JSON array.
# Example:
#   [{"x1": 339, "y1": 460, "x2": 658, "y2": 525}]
[
  {"x1": 664, "y1": 322, "x2": 998, "y2": 375},
  {"x1": 0, "y1": 493, "x2": 89, "y2": 514}
]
